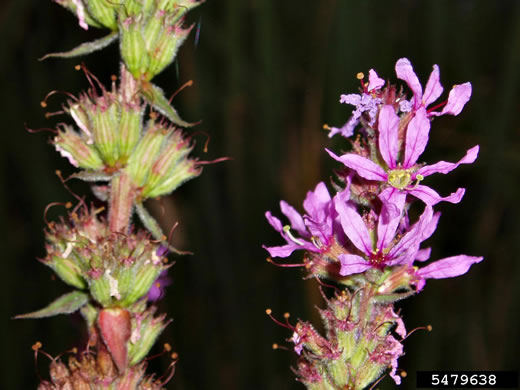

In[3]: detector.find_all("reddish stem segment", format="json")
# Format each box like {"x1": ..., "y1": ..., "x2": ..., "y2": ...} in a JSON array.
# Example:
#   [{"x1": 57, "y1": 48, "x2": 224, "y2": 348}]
[{"x1": 109, "y1": 172, "x2": 136, "y2": 233}]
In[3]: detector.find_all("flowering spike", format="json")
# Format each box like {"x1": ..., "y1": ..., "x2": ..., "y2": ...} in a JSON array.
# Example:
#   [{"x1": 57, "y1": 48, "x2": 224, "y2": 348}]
[{"x1": 264, "y1": 58, "x2": 482, "y2": 388}]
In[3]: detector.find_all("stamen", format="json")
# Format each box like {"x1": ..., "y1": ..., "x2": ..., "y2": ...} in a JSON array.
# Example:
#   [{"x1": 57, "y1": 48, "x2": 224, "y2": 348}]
[
  {"x1": 272, "y1": 343, "x2": 289, "y2": 351},
  {"x1": 369, "y1": 373, "x2": 387, "y2": 390},
  {"x1": 266, "y1": 257, "x2": 306, "y2": 268},
  {"x1": 427, "y1": 100, "x2": 447, "y2": 114},
  {"x1": 283, "y1": 225, "x2": 305, "y2": 245},
  {"x1": 402, "y1": 324, "x2": 432, "y2": 341},
  {"x1": 310, "y1": 236, "x2": 322, "y2": 249},
  {"x1": 265, "y1": 309, "x2": 295, "y2": 331}
]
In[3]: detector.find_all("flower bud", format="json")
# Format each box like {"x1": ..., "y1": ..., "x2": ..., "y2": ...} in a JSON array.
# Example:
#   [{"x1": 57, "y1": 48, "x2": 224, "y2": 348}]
[
  {"x1": 146, "y1": 23, "x2": 192, "y2": 80},
  {"x1": 53, "y1": 126, "x2": 104, "y2": 170},
  {"x1": 84, "y1": 0, "x2": 118, "y2": 30},
  {"x1": 120, "y1": 16, "x2": 151, "y2": 79},
  {"x1": 128, "y1": 307, "x2": 169, "y2": 365},
  {"x1": 46, "y1": 255, "x2": 87, "y2": 290},
  {"x1": 90, "y1": 100, "x2": 120, "y2": 166},
  {"x1": 118, "y1": 104, "x2": 144, "y2": 161},
  {"x1": 126, "y1": 122, "x2": 169, "y2": 187},
  {"x1": 143, "y1": 130, "x2": 190, "y2": 189},
  {"x1": 143, "y1": 157, "x2": 201, "y2": 199},
  {"x1": 89, "y1": 270, "x2": 115, "y2": 307}
]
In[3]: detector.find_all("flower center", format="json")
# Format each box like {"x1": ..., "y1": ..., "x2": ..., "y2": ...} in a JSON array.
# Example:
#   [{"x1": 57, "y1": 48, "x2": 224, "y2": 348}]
[{"x1": 387, "y1": 169, "x2": 412, "y2": 190}]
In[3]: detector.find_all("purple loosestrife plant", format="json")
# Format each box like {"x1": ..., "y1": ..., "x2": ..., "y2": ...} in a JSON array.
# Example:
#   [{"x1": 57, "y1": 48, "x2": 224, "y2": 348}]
[
  {"x1": 17, "y1": 1, "x2": 208, "y2": 389},
  {"x1": 265, "y1": 58, "x2": 483, "y2": 389}
]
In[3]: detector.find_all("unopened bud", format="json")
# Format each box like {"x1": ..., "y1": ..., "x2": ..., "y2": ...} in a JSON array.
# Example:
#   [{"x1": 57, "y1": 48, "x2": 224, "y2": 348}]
[
  {"x1": 48, "y1": 255, "x2": 87, "y2": 290},
  {"x1": 128, "y1": 308, "x2": 169, "y2": 365},
  {"x1": 126, "y1": 123, "x2": 169, "y2": 187},
  {"x1": 90, "y1": 102, "x2": 120, "y2": 166},
  {"x1": 118, "y1": 105, "x2": 144, "y2": 160},
  {"x1": 147, "y1": 23, "x2": 192, "y2": 80},
  {"x1": 143, "y1": 158, "x2": 201, "y2": 199},
  {"x1": 84, "y1": 0, "x2": 118, "y2": 30},
  {"x1": 54, "y1": 126, "x2": 104, "y2": 170},
  {"x1": 120, "y1": 16, "x2": 150, "y2": 79}
]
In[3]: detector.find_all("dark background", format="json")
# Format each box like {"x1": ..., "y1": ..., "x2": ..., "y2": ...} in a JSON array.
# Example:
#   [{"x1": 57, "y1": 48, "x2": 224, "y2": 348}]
[{"x1": 1, "y1": 1, "x2": 519, "y2": 389}]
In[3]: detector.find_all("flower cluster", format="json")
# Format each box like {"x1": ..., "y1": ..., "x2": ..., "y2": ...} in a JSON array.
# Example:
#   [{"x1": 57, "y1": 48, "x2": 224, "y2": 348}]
[{"x1": 265, "y1": 58, "x2": 483, "y2": 388}]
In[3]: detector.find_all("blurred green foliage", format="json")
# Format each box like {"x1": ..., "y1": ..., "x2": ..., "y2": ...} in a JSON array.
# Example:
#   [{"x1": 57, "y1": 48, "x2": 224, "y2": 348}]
[{"x1": 1, "y1": 1, "x2": 519, "y2": 389}]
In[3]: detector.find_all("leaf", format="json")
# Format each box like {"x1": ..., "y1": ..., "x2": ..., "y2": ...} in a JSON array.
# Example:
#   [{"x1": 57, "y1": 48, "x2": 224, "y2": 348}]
[
  {"x1": 14, "y1": 291, "x2": 89, "y2": 319},
  {"x1": 141, "y1": 82, "x2": 197, "y2": 128},
  {"x1": 39, "y1": 31, "x2": 118, "y2": 60},
  {"x1": 69, "y1": 170, "x2": 113, "y2": 182},
  {"x1": 135, "y1": 202, "x2": 192, "y2": 255}
]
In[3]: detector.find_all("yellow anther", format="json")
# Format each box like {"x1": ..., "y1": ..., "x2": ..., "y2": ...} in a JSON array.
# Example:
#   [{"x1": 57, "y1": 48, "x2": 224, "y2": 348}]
[
  {"x1": 388, "y1": 169, "x2": 412, "y2": 190},
  {"x1": 32, "y1": 342, "x2": 42, "y2": 351},
  {"x1": 356, "y1": 72, "x2": 365, "y2": 80}
]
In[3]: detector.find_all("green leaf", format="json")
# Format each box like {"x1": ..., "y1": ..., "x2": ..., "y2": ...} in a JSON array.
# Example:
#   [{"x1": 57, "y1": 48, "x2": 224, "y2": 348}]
[
  {"x1": 39, "y1": 31, "x2": 118, "y2": 60},
  {"x1": 14, "y1": 291, "x2": 89, "y2": 319},
  {"x1": 141, "y1": 82, "x2": 197, "y2": 128}
]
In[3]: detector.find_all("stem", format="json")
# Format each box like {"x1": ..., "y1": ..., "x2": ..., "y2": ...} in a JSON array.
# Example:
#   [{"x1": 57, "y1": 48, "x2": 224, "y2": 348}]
[{"x1": 109, "y1": 172, "x2": 136, "y2": 233}]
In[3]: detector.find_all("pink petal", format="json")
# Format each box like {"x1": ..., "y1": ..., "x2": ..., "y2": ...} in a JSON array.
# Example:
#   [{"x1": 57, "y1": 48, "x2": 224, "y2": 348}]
[
  {"x1": 339, "y1": 94, "x2": 361, "y2": 105},
  {"x1": 55, "y1": 145, "x2": 79, "y2": 167},
  {"x1": 265, "y1": 211, "x2": 283, "y2": 233},
  {"x1": 334, "y1": 197, "x2": 372, "y2": 255},
  {"x1": 377, "y1": 188, "x2": 406, "y2": 250},
  {"x1": 72, "y1": 0, "x2": 89, "y2": 30},
  {"x1": 440, "y1": 82, "x2": 472, "y2": 116},
  {"x1": 368, "y1": 69, "x2": 385, "y2": 91},
  {"x1": 408, "y1": 185, "x2": 465, "y2": 205},
  {"x1": 423, "y1": 64, "x2": 444, "y2": 107},
  {"x1": 378, "y1": 187, "x2": 404, "y2": 221},
  {"x1": 280, "y1": 201, "x2": 307, "y2": 237},
  {"x1": 338, "y1": 254, "x2": 370, "y2": 276},
  {"x1": 389, "y1": 205, "x2": 433, "y2": 260},
  {"x1": 326, "y1": 149, "x2": 387, "y2": 181},
  {"x1": 378, "y1": 105, "x2": 400, "y2": 168},
  {"x1": 416, "y1": 145, "x2": 479, "y2": 177},
  {"x1": 303, "y1": 182, "x2": 331, "y2": 219},
  {"x1": 403, "y1": 107, "x2": 431, "y2": 167},
  {"x1": 263, "y1": 243, "x2": 302, "y2": 258},
  {"x1": 415, "y1": 247, "x2": 432, "y2": 262},
  {"x1": 395, "y1": 58, "x2": 422, "y2": 109},
  {"x1": 417, "y1": 255, "x2": 483, "y2": 279},
  {"x1": 422, "y1": 211, "x2": 441, "y2": 241}
]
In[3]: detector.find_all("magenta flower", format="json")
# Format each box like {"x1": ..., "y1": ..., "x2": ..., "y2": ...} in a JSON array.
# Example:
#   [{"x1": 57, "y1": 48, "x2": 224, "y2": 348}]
[
  {"x1": 395, "y1": 58, "x2": 472, "y2": 116},
  {"x1": 148, "y1": 270, "x2": 172, "y2": 302},
  {"x1": 264, "y1": 182, "x2": 335, "y2": 258},
  {"x1": 328, "y1": 69, "x2": 385, "y2": 138},
  {"x1": 335, "y1": 197, "x2": 433, "y2": 276},
  {"x1": 148, "y1": 246, "x2": 171, "y2": 302},
  {"x1": 327, "y1": 104, "x2": 479, "y2": 207}
]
